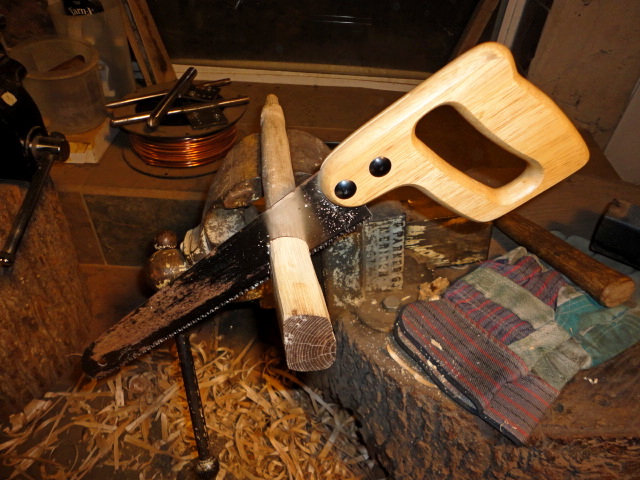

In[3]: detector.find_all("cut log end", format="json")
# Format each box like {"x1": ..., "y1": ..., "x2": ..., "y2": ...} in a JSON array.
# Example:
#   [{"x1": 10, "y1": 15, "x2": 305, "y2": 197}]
[
  {"x1": 282, "y1": 315, "x2": 337, "y2": 371},
  {"x1": 600, "y1": 277, "x2": 637, "y2": 308}
]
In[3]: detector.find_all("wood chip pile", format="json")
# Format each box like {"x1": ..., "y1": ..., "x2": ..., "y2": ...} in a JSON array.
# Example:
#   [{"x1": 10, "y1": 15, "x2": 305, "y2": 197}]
[{"x1": 0, "y1": 334, "x2": 379, "y2": 479}]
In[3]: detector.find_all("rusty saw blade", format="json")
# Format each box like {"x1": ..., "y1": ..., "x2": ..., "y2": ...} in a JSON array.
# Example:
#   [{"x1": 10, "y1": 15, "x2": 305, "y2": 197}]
[{"x1": 82, "y1": 176, "x2": 370, "y2": 377}]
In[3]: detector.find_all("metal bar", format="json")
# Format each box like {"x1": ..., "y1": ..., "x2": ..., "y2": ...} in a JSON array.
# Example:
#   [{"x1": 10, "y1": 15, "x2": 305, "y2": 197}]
[
  {"x1": 0, "y1": 152, "x2": 55, "y2": 267},
  {"x1": 110, "y1": 96, "x2": 249, "y2": 127},
  {"x1": 105, "y1": 79, "x2": 232, "y2": 109},
  {"x1": 146, "y1": 66, "x2": 197, "y2": 130},
  {"x1": 175, "y1": 332, "x2": 219, "y2": 478}
]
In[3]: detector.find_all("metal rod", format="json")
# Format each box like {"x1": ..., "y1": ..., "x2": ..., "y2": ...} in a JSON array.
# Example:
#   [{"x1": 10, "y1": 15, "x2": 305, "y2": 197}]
[
  {"x1": 105, "y1": 78, "x2": 232, "y2": 109},
  {"x1": 175, "y1": 332, "x2": 219, "y2": 478},
  {"x1": 0, "y1": 152, "x2": 55, "y2": 267},
  {"x1": 146, "y1": 66, "x2": 197, "y2": 130},
  {"x1": 110, "y1": 96, "x2": 249, "y2": 127}
]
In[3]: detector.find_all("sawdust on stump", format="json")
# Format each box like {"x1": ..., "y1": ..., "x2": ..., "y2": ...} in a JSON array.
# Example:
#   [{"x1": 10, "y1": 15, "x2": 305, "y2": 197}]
[{"x1": 0, "y1": 333, "x2": 377, "y2": 479}]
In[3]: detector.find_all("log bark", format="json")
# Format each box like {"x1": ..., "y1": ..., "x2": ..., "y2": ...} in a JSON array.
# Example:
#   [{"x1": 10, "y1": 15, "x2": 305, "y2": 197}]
[
  {"x1": 307, "y1": 309, "x2": 640, "y2": 479},
  {"x1": 0, "y1": 181, "x2": 92, "y2": 420}
]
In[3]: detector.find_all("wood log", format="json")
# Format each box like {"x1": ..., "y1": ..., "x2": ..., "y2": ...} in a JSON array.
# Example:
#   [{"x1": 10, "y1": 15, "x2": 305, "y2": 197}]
[
  {"x1": 0, "y1": 181, "x2": 93, "y2": 421},
  {"x1": 260, "y1": 95, "x2": 336, "y2": 371},
  {"x1": 307, "y1": 310, "x2": 640, "y2": 479},
  {"x1": 494, "y1": 211, "x2": 635, "y2": 307}
]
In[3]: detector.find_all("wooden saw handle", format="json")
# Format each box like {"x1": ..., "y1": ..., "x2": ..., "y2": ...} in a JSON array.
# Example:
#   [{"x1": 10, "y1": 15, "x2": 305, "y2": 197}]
[
  {"x1": 260, "y1": 94, "x2": 336, "y2": 371},
  {"x1": 319, "y1": 42, "x2": 589, "y2": 222},
  {"x1": 495, "y1": 212, "x2": 635, "y2": 307}
]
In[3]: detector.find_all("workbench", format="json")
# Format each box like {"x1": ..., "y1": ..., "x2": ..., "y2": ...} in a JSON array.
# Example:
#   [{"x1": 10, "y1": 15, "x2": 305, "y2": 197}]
[{"x1": 48, "y1": 81, "x2": 639, "y2": 478}]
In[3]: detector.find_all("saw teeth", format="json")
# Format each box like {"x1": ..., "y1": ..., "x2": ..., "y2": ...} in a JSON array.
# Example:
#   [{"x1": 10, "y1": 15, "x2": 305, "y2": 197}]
[
  {"x1": 91, "y1": 278, "x2": 271, "y2": 377},
  {"x1": 310, "y1": 216, "x2": 369, "y2": 255},
  {"x1": 84, "y1": 178, "x2": 370, "y2": 377},
  {"x1": 87, "y1": 217, "x2": 369, "y2": 377}
]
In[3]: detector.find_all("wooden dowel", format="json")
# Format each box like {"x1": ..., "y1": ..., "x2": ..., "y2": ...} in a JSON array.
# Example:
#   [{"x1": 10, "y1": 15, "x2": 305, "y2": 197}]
[
  {"x1": 260, "y1": 94, "x2": 336, "y2": 371},
  {"x1": 494, "y1": 212, "x2": 635, "y2": 307}
]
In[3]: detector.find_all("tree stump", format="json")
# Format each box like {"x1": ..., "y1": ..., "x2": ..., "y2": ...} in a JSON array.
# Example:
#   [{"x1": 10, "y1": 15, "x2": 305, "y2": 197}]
[
  {"x1": 0, "y1": 181, "x2": 92, "y2": 421},
  {"x1": 307, "y1": 309, "x2": 640, "y2": 479},
  {"x1": 309, "y1": 174, "x2": 640, "y2": 478}
]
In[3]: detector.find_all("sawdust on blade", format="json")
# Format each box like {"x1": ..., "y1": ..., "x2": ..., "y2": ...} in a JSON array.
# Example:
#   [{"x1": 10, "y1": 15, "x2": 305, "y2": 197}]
[{"x1": 1, "y1": 333, "x2": 379, "y2": 479}]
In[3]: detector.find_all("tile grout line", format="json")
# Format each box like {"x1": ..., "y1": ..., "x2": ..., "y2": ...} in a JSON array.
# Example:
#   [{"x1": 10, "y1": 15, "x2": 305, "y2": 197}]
[{"x1": 80, "y1": 193, "x2": 108, "y2": 266}]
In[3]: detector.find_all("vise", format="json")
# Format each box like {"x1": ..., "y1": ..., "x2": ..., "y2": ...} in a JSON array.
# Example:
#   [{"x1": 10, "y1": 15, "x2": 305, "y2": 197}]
[{"x1": 0, "y1": 39, "x2": 69, "y2": 266}]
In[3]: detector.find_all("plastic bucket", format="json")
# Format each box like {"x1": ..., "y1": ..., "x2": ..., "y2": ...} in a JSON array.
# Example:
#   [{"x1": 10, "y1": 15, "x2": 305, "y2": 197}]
[{"x1": 10, "y1": 35, "x2": 106, "y2": 135}]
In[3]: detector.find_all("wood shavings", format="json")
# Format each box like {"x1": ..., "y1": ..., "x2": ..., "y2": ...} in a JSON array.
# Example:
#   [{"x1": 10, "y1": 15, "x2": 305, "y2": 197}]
[
  {"x1": 8, "y1": 399, "x2": 52, "y2": 434},
  {"x1": 0, "y1": 333, "x2": 376, "y2": 479},
  {"x1": 418, "y1": 277, "x2": 450, "y2": 301}
]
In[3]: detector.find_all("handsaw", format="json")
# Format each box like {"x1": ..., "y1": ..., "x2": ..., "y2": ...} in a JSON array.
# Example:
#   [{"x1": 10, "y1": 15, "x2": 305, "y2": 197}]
[{"x1": 83, "y1": 43, "x2": 589, "y2": 378}]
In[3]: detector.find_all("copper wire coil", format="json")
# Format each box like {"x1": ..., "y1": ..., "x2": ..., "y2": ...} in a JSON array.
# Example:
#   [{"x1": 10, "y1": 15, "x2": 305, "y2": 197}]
[{"x1": 129, "y1": 125, "x2": 237, "y2": 168}]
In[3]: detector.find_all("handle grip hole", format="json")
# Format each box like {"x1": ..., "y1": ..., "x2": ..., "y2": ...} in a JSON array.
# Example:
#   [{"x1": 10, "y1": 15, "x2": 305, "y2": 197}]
[{"x1": 415, "y1": 105, "x2": 527, "y2": 188}]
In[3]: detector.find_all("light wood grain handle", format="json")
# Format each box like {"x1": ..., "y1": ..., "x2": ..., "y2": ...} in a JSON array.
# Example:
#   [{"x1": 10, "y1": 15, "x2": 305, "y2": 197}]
[
  {"x1": 261, "y1": 94, "x2": 297, "y2": 208},
  {"x1": 260, "y1": 94, "x2": 336, "y2": 371},
  {"x1": 495, "y1": 212, "x2": 635, "y2": 307},
  {"x1": 319, "y1": 42, "x2": 589, "y2": 222}
]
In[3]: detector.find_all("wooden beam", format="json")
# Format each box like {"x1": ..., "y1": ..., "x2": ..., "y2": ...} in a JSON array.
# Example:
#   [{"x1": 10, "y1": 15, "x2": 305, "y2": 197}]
[
  {"x1": 450, "y1": 0, "x2": 502, "y2": 59},
  {"x1": 120, "y1": 0, "x2": 176, "y2": 85}
]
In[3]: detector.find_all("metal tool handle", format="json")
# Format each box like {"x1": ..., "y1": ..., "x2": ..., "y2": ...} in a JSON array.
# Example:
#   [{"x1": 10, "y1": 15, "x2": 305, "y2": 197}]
[
  {"x1": 105, "y1": 78, "x2": 232, "y2": 109},
  {"x1": 1, "y1": 154, "x2": 54, "y2": 266},
  {"x1": 175, "y1": 332, "x2": 219, "y2": 478},
  {"x1": 318, "y1": 42, "x2": 589, "y2": 222},
  {"x1": 146, "y1": 66, "x2": 197, "y2": 130},
  {"x1": 1, "y1": 131, "x2": 69, "y2": 267},
  {"x1": 110, "y1": 97, "x2": 249, "y2": 127}
]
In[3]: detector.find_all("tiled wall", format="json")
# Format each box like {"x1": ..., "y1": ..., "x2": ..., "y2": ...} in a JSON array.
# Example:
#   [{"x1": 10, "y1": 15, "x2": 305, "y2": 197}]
[{"x1": 58, "y1": 191, "x2": 203, "y2": 267}]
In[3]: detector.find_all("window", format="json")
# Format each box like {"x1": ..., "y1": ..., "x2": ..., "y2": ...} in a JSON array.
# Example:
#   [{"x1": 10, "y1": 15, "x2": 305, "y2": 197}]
[{"x1": 147, "y1": 0, "x2": 551, "y2": 83}]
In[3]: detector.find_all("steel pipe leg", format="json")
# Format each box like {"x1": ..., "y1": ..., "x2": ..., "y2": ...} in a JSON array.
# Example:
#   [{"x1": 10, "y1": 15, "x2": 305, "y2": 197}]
[{"x1": 175, "y1": 332, "x2": 219, "y2": 479}]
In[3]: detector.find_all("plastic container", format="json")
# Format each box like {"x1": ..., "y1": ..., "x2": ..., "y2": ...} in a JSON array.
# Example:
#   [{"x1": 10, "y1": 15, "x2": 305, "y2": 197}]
[
  {"x1": 48, "y1": 0, "x2": 136, "y2": 101},
  {"x1": 10, "y1": 35, "x2": 106, "y2": 135}
]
